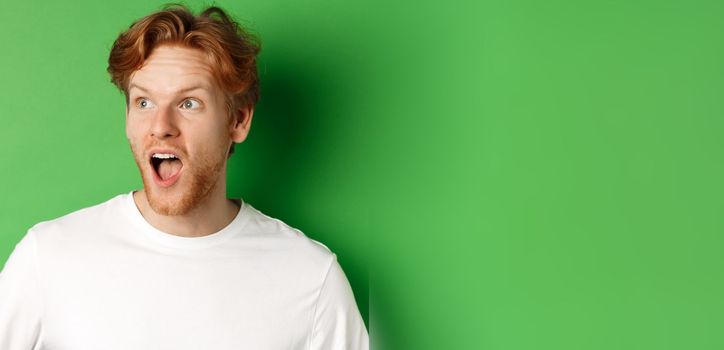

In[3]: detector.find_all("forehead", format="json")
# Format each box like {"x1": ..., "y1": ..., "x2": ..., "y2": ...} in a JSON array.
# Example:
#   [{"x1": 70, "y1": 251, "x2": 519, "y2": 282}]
[{"x1": 129, "y1": 45, "x2": 216, "y2": 94}]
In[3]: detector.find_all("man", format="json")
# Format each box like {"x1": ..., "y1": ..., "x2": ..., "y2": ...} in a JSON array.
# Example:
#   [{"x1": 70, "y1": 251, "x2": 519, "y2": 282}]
[{"x1": 0, "y1": 5, "x2": 368, "y2": 349}]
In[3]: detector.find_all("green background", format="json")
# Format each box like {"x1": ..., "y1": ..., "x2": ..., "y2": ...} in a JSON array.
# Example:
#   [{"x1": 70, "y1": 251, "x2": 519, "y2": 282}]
[{"x1": 2, "y1": 0, "x2": 724, "y2": 349}]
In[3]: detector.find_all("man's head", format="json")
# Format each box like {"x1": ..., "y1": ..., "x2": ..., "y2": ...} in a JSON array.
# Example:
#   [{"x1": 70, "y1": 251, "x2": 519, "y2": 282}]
[{"x1": 107, "y1": 5, "x2": 260, "y2": 216}]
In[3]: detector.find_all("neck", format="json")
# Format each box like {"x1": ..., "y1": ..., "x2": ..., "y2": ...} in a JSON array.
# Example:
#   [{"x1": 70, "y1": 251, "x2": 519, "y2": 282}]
[{"x1": 132, "y1": 181, "x2": 239, "y2": 237}]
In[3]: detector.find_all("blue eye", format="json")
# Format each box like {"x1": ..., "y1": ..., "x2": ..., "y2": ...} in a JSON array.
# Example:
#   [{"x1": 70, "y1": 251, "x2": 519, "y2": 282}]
[
  {"x1": 137, "y1": 98, "x2": 155, "y2": 109},
  {"x1": 181, "y1": 99, "x2": 201, "y2": 109}
]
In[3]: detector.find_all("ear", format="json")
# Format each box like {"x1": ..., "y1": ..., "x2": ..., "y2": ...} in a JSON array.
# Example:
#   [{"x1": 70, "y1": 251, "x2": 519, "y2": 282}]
[{"x1": 230, "y1": 104, "x2": 254, "y2": 144}]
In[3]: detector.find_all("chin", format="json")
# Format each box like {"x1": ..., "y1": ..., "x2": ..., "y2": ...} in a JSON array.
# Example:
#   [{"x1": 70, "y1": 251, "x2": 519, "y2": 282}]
[{"x1": 141, "y1": 166, "x2": 221, "y2": 217}]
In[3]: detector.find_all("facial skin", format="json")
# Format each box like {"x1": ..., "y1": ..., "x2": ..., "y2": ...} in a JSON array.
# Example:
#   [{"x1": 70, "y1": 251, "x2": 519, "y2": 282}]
[{"x1": 125, "y1": 45, "x2": 253, "y2": 237}]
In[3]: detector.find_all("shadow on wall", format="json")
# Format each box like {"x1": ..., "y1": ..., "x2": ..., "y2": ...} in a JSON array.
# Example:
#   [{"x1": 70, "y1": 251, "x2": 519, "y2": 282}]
[
  {"x1": 229, "y1": 58, "x2": 311, "y2": 207},
  {"x1": 226, "y1": 50, "x2": 370, "y2": 327}
]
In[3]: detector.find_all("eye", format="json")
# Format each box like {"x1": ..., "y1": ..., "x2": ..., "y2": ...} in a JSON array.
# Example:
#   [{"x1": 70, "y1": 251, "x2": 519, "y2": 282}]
[
  {"x1": 180, "y1": 98, "x2": 201, "y2": 110},
  {"x1": 136, "y1": 98, "x2": 155, "y2": 109}
]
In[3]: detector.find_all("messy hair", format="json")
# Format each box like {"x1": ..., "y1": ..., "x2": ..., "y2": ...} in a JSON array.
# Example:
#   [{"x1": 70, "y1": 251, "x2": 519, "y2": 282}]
[{"x1": 107, "y1": 4, "x2": 261, "y2": 115}]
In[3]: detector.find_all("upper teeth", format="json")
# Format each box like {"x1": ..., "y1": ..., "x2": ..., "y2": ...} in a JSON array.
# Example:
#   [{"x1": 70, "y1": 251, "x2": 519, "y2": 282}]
[{"x1": 152, "y1": 153, "x2": 177, "y2": 159}]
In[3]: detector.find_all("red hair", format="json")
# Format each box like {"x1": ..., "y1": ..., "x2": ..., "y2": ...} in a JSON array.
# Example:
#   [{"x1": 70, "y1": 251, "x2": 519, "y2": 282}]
[{"x1": 107, "y1": 4, "x2": 261, "y2": 113}]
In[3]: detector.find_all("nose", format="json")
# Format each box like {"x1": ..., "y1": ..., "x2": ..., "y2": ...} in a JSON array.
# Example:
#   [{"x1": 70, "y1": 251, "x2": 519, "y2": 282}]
[{"x1": 150, "y1": 105, "x2": 180, "y2": 139}]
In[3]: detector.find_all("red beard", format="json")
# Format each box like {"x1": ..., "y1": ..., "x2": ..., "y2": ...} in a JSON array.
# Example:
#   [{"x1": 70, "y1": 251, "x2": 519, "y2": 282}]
[{"x1": 129, "y1": 139, "x2": 227, "y2": 216}]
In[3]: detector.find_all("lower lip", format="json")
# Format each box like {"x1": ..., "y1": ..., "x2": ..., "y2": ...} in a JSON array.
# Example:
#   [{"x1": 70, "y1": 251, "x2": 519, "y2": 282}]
[{"x1": 152, "y1": 164, "x2": 183, "y2": 188}]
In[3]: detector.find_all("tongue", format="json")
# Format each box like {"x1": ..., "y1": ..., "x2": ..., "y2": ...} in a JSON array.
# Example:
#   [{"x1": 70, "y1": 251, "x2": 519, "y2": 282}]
[{"x1": 158, "y1": 159, "x2": 182, "y2": 181}]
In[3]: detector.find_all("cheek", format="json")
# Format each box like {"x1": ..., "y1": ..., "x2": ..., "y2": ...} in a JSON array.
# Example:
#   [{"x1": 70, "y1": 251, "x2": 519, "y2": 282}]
[
  {"x1": 125, "y1": 115, "x2": 144, "y2": 139},
  {"x1": 188, "y1": 124, "x2": 230, "y2": 154},
  {"x1": 211, "y1": 128, "x2": 233, "y2": 152},
  {"x1": 211, "y1": 116, "x2": 234, "y2": 141}
]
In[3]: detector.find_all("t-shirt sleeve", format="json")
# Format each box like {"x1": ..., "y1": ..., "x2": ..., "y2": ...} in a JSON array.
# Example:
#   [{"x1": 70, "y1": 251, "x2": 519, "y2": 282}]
[
  {"x1": 0, "y1": 230, "x2": 43, "y2": 349},
  {"x1": 309, "y1": 255, "x2": 369, "y2": 350}
]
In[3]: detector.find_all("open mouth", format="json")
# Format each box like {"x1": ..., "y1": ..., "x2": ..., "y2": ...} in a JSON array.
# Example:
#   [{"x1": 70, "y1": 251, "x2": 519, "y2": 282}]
[{"x1": 150, "y1": 152, "x2": 183, "y2": 186}]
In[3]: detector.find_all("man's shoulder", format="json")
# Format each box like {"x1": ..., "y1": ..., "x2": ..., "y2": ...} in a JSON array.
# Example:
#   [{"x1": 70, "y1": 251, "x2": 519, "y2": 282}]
[
  {"x1": 29, "y1": 192, "x2": 129, "y2": 238},
  {"x1": 240, "y1": 202, "x2": 336, "y2": 262}
]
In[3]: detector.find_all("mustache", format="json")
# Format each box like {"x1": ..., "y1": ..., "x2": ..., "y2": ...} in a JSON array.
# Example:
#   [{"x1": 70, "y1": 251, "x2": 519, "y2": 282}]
[
  {"x1": 128, "y1": 139, "x2": 188, "y2": 160},
  {"x1": 144, "y1": 141, "x2": 187, "y2": 156}
]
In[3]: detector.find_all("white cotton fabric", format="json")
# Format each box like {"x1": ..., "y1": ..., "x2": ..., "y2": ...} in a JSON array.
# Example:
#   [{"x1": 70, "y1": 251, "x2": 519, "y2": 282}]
[{"x1": 0, "y1": 192, "x2": 368, "y2": 350}]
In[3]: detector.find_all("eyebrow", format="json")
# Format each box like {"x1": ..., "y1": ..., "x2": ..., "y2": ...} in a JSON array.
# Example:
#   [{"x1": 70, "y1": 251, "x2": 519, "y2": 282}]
[{"x1": 128, "y1": 83, "x2": 211, "y2": 94}]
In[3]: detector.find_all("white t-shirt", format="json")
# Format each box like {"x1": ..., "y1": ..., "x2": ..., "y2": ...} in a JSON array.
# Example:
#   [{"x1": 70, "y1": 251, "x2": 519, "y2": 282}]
[{"x1": 0, "y1": 192, "x2": 368, "y2": 350}]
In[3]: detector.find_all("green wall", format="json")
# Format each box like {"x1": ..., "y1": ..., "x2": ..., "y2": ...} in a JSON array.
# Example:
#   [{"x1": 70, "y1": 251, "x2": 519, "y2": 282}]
[
  {"x1": 2, "y1": 1, "x2": 724, "y2": 349},
  {"x1": 0, "y1": 0, "x2": 372, "y2": 329}
]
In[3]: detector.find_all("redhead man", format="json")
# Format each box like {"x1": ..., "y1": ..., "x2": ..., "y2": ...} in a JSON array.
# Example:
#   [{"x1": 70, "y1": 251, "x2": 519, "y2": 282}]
[{"x1": 0, "y1": 5, "x2": 368, "y2": 349}]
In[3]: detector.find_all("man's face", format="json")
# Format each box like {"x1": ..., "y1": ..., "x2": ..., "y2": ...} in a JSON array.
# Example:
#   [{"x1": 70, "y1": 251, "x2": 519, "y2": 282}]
[{"x1": 126, "y1": 45, "x2": 243, "y2": 216}]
